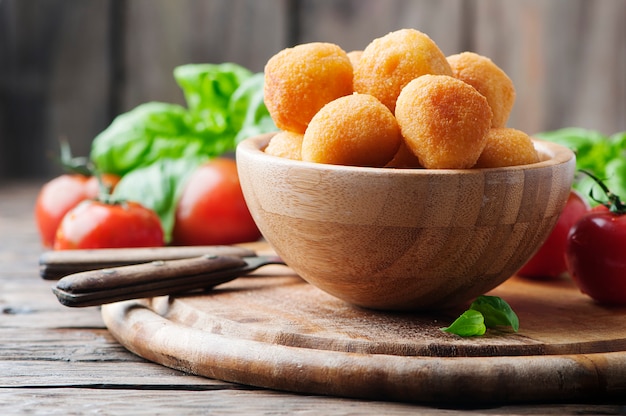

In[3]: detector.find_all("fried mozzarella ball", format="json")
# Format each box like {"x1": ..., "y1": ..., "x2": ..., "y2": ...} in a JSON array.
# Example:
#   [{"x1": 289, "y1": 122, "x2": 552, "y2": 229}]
[
  {"x1": 264, "y1": 131, "x2": 304, "y2": 160},
  {"x1": 447, "y1": 52, "x2": 516, "y2": 128},
  {"x1": 395, "y1": 75, "x2": 493, "y2": 169},
  {"x1": 353, "y1": 29, "x2": 452, "y2": 112},
  {"x1": 264, "y1": 42, "x2": 353, "y2": 134},
  {"x1": 347, "y1": 50, "x2": 363, "y2": 68},
  {"x1": 302, "y1": 93, "x2": 401, "y2": 167},
  {"x1": 385, "y1": 141, "x2": 423, "y2": 169},
  {"x1": 474, "y1": 128, "x2": 539, "y2": 168}
]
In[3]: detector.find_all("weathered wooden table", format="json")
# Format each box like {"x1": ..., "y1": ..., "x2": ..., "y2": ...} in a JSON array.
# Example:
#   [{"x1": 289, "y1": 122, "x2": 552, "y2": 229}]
[{"x1": 2, "y1": 181, "x2": 625, "y2": 415}]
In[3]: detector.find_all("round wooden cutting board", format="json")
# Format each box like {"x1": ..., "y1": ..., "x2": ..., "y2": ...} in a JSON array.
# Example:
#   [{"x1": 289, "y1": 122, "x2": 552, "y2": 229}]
[{"x1": 101, "y1": 263, "x2": 626, "y2": 404}]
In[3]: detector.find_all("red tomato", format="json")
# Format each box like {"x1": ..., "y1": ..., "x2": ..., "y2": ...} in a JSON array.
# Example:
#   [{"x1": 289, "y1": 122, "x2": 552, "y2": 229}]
[
  {"x1": 54, "y1": 200, "x2": 164, "y2": 250},
  {"x1": 35, "y1": 174, "x2": 91, "y2": 248},
  {"x1": 566, "y1": 204, "x2": 626, "y2": 305},
  {"x1": 518, "y1": 190, "x2": 589, "y2": 279},
  {"x1": 172, "y1": 158, "x2": 261, "y2": 246},
  {"x1": 35, "y1": 173, "x2": 121, "y2": 248}
]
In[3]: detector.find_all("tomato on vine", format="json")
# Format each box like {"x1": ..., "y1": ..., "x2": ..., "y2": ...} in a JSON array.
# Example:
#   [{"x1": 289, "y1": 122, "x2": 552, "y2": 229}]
[{"x1": 565, "y1": 171, "x2": 626, "y2": 305}]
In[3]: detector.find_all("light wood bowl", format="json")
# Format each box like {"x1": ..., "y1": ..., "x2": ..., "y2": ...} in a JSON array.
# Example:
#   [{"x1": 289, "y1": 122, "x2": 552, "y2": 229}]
[{"x1": 236, "y1": 133, "x2": 576, "y2": 311}]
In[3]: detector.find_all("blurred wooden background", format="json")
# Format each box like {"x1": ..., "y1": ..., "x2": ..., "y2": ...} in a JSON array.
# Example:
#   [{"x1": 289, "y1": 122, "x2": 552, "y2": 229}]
[{"x1": 1, "y1": 0, "x2": 625, "y2": 180}]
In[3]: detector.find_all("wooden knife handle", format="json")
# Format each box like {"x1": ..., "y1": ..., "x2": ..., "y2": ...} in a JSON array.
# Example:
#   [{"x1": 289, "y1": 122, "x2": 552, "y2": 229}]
[
  {"x1": 39, "y1": 245, "x2": 256, "y2": 280},
  {"x1": 55, "y1": 255, "x2": 248, "y2": 294}
]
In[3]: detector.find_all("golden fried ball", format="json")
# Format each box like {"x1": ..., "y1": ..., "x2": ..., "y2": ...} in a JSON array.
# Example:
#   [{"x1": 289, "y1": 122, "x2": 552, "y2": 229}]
[
  {"x1": 347, "y1": 50, "x2": 363, "y2": 68},
  {"x1": 385, "y1": 141, "x2": 423, "y2": 168},
  {"x1": 447, "y1": 52, "x2": 516, "y2": 128},
  {"x1": 395, "y1": 75, "x2": 493, "y2": 169},
  {"x1": 264, "y1": 131, "x2": 304, "y2": 160},
  {"x1": 474, "y1": 128, "x2": 539, "y2": 168},
  {"x1": 353, "y1": 29, "x2": 452, "y2": 113},
  {"x1": 264, "y1": 42, "x2": 353, "y2": 134},
  {"x1": 302, "y1": 93, "x2": 401, "y2": 167}
]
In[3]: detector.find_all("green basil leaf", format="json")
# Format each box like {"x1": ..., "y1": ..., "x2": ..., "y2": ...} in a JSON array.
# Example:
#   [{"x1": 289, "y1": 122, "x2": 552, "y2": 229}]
[
  {"x1": 111, "y1": 157, "x2": 203, "y2": 243},
  {"x1": 174, "y1": 63, "x2": 252, "y2": 134},
  {"x1": 605, "y1": 158, "x2": 626, "y2": 200},
  {"x1": 534, "y1": 127, "x2": 601, "y2": 152},
  {"x1": 609, "y1": 132, "x2": 626, "y2": 163},
  {"x1": 229, "y1": 73, "x2": 277, "y2": 143},
  {"x1": 536, "y1": 128, "x2": 609, "y2": 175},
  {"x1": 174, "y1": 63, "x2": 252, "y2": 109},
  {"x1": 470, "y1": 295, "x2": 519, "y2": 332},
  {"x1": 535, "y1": 128, "x2": 622, "y2": 206},
  {"x1": 441, "y1": 309, "x2": 486, "y2": 337},
  {"x1": 90, "y1": 62, "x2": 274, "y2": 244},
  {"x1": 90, "y1": 102, "x2": 192, "y2": 176}
]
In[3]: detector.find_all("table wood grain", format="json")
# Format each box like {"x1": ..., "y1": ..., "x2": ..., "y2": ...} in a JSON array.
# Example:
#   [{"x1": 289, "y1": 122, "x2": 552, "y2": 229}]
[{"x1": 2, "y1": 182, "x2": 626, "y2": 415}]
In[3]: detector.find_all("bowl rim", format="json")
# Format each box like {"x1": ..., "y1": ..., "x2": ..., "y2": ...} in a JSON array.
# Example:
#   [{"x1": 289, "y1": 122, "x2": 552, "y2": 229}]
[{"x1": 236, "y1": 132, "x2": 575, "y2": 175}]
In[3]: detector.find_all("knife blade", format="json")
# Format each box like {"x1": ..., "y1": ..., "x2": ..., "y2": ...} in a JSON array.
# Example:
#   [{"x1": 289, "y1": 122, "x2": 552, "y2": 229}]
[
  {"x1": 39, "y1": 245, "x2": 257, "y2": 280},
  {"x1": 51, "y1": 254, "x2": 285, "y2": 307}
]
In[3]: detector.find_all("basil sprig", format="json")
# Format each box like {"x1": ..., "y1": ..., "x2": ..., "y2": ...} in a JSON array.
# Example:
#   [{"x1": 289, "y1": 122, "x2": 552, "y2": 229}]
[
  {"x1": 441, "y1": 295, "x2": 519, "y2": 337},
  {"x1": 535, "y1": 128, "x2": 626, "y2": 206},
  {"x1": 88, "y1": 63, "x2": 278, "y2": 242}
]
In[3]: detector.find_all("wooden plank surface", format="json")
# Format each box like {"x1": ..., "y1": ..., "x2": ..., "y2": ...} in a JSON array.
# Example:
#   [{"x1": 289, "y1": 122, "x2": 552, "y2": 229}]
[
  {"x1": 2, "y1": 182, "x2": 626, "y2": 414},
  {"x1": 1, "y1": 0, "x2": 625, "y2": 180}
]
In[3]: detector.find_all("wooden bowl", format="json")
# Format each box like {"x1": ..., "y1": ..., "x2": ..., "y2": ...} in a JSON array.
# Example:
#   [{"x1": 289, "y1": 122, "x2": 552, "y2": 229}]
[{"x1": 236, "y1": 133, "x2": 576, "y2": 311}]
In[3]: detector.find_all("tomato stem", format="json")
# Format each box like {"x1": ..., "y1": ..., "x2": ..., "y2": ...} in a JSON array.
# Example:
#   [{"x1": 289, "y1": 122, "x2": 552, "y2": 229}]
[
  {"x1": 58, "y1": 139, "x2": 123, "y2": 204},
  {"x1": 580, "y1": 170, "x2": 626, "y2": 214},
  {"x1": 94, "y1": 171, "x2": 114, "y2": 204},
  {"x1": 59, "y1": 139, "x2": 94, "y2": 176}
]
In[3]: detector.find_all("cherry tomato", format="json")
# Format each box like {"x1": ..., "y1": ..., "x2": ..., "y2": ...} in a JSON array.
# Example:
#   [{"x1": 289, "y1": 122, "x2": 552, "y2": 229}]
[
  {"x1": 35, "y1": 173, "x2": 121, "y2": 248},
  {"x1": 54, "y1": 200, "x2": 164, "y2": 250},
  {"x1": 172, "y1": 158, "x2": 261, "y2": 246},
  {"x1": 518, "y1": 190, "x2": 589, "y2": 279},
  {"x1": 35, "y1": 174, "x2": 91, "y2": 248},
  {"x1": 566, "y1": 204, "x2": 626, "y2": 305}
]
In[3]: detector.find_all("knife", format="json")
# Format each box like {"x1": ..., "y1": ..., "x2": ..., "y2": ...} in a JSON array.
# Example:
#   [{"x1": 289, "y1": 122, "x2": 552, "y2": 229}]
[
  {"x1": 39, "y1": 245, "x2": 257, "y2": 280},
  {"x1": 51, "y1": 253, "x2": 286, "y2": 308}
]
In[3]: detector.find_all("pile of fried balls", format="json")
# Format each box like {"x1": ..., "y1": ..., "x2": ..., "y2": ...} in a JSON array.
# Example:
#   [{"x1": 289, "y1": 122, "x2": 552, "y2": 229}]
[{"x1": 263, "y1": 28, "x2": 539, "y2": 170}]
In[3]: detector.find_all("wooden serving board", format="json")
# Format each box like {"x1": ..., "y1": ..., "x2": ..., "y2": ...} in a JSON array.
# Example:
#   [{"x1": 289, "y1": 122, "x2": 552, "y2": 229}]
[{"x1": 101, "y1": 262, "x2": 626, "y2": 404}]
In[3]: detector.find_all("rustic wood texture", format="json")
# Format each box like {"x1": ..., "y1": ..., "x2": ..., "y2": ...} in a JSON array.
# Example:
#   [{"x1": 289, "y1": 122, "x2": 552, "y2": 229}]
[
  {"x1": 2, "y1": 183, "x2": 626, "y2": 413},
  {"x1": 236, "y1": 134, "x2": 575, "y2": 310},
  {"x1": 101, "y1": 269, "x2": 626, "y2": 404},
  {"x1": 1, "y1": 0, "x2": 625, "y2": 180}
]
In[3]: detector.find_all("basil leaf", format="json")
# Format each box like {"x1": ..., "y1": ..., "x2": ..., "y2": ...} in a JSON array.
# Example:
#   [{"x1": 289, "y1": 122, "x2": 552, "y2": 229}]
[
  {"x1": 605, "y1": 158, "x2": 626, "y2": 201},
  {"x1": 441, "y1": 309, "x2": 486, "y2": 337},
  {"x1": 536, "y1": 128, "x2": 609, "y2": 175},
  {"x1": 174, "y1": 63, "x2": 252, "y2": 110},
  {"x1": 470, "y1": 295, "x2": 519, "y2": 332},
  {"x1": 174, "y1": 63, "x2": 252, "y2": 135},
  {"x1": 111, "y1": 157, "x2": 203, "y2": 243},
  {"x1": 90, "y1": 62, "x2": 275, "y2": 244},
  {"x1": 610, "y1": 131, "x2": 626, "y2": 153},
  {"x1": 90, "y1": 102, "x2": 192, "y2": 176},
  {"x1": 535, "y1": 128, "x2": 626, "y2": 206},
  {"x1": 91, "y1": 63, "x2": 272, "y2": 179},
  {"x1": 229, "y1": 73, "x2": 277, "y2": 143}
]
